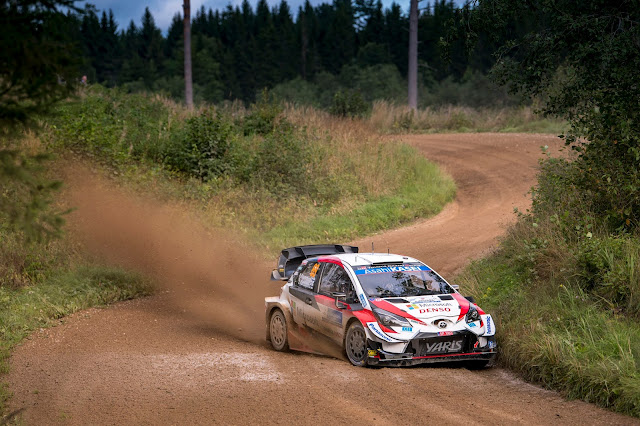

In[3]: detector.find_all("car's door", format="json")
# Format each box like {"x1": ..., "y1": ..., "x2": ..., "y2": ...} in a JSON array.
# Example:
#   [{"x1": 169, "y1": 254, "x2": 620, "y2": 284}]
[
  {"x1": 314, "y1": 263, "x2": 358, "y2": 342},
  {"x1": 288, "y1": 261, "x2": 322, "y2": 327}
]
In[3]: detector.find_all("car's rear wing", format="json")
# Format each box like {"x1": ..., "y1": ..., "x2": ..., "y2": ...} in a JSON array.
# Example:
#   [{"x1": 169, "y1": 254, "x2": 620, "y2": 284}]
[{"x1": 271, "y1": 244, "x2": 359, "y2": 281}]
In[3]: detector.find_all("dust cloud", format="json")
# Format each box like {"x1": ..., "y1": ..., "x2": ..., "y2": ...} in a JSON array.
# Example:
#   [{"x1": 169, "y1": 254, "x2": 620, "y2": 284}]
[{"x1": 63, "y1": 165, "x2": 275, "y2": 344}]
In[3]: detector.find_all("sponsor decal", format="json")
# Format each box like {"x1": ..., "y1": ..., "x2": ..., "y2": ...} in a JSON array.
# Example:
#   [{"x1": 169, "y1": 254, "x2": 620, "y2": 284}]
[
  {"x1": 412, "y1": 297, "x2": 439, "y2": 303},
  {"x1": 367, "y1": 322, "x2": 394, "y2": 342},
  {"x1": 303, "y1": 313, "x2": 318, "y2": 325},
  {"x1": 418, "y1": 307, "x2": 451, "y2": 314},
  {"x1": 468, "y1": 322, "x2": 477, "y2": 328},
  {"x1": 354, "y1": 265, "x2": 431, "y2": 275},
  {"x1": 423, "y1": 340, "x2": 462, "y2": 353},
  {"x1": 368, "y1": 349, "x2": 378, "y2": 357},
  {"x1": 407, "y1": 302, "x2": 453, "y2": 310},
  {"x1": 309, "y1": 263, "x2": 320, "y2": 278},
  {"x1": 485, "y1": 315, "x2": 494, "y2": 336},
  {"x1": 402, "y1": 327, "x2": 413, "y2": 332},
  {"x1": 324, "y1": 309, "x2": 342, "y2": 325},
  {"x1": 437, "y1": 331, "x2": 453, "y2": 336},
  {"x1": 488, "y1": 340, "x2": 497, "y2": 349},
  {"x1": 358, "y1": 293, "x2": 369, "y2": 308}
]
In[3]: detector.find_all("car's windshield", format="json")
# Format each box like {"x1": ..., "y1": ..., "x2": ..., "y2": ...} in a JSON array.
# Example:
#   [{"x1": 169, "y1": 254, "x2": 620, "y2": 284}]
[{"x1": 354, "y1": 264, "x2": 454, "y2": 298}]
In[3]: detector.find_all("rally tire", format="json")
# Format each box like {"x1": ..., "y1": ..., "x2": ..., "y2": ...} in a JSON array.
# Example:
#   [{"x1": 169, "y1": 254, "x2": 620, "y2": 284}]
[
  {"x1": 269, "y1": 309, "x2": 289, "y2": 352},
  {"x1": 344, "y1": 321, "x2": 368, "y2": 367}
]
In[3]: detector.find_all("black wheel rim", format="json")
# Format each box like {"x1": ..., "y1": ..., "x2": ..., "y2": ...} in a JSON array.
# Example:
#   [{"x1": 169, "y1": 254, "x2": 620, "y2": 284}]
[{"x1": 346, "y1": 326, "x2": 366, "y2": 362}]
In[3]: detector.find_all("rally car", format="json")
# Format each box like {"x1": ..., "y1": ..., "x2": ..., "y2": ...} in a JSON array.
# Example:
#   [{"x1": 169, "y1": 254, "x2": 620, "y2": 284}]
[{"x1": 265, "y1": 244, "x2": 497, "y2": 367}]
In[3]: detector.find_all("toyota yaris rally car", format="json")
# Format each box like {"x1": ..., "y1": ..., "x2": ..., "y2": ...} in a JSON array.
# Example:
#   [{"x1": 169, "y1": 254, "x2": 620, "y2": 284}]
[{"x1": 265, "y1": 244, "x2": 497, "y2": 367}]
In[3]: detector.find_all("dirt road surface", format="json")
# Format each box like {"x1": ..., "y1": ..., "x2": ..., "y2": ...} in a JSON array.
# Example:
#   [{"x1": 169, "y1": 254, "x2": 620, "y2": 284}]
[{"x1": 8, "y1": 134, "x2": 637, "y2": 425}]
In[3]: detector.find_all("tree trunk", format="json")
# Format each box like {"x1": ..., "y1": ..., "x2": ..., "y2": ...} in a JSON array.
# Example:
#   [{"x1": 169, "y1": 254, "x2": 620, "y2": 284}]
[
  {"x1": 183, "y1": 0, "x2": 194, "y2": 109},
  {"x1": 408, "y1": 0, "x2": 418, "y2": 110}
]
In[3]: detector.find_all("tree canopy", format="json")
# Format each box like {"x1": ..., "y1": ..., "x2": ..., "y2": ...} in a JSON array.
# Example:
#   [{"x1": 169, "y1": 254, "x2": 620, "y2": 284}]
[
  {"x1": 1, "y1": 0, "x2": 80, "y2": 241},
  {"x1": 472, "y1": 0, "x2": 640, "y2": 229},
  {"x1": 68, "y1": 0, "x2": 502, "y2": 104}
]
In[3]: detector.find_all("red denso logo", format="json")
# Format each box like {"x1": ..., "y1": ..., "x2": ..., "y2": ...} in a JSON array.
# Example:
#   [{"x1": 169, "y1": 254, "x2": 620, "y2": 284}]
[{"x1": 419, "y1": 307, "x2": 451, "y2": 314}]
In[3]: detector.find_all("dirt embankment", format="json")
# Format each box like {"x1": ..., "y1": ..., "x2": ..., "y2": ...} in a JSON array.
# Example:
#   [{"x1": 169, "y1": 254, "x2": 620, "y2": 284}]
[{"x1": 7, "y1": 134, "x2": 637, "y2": 425}]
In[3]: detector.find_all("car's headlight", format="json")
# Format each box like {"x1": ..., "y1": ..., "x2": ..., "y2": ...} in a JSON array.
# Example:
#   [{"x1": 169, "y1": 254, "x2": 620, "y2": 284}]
[
  {"x1": 372, "y1": 307, "x2": 411, "y2": 328},
  {"x1": 466, "y1": 306, "x2": 481, "y2": 323}
]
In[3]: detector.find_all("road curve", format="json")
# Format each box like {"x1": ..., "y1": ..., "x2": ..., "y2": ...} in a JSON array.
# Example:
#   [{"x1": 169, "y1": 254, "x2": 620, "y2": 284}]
[{"x1": 7, "y1": 133, "x2": 637, "y2": 425}]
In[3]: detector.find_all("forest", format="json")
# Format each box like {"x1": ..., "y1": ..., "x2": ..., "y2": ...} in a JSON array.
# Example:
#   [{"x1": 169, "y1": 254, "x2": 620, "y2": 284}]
[{"x1": 70, "y1": 0, "x2": 511, "y2": 107}]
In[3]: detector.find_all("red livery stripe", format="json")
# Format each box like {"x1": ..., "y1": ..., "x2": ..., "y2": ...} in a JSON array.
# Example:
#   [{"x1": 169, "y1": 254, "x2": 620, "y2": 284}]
[
  {"x1": 451, "y1": 293, "x2": 470, "y2": 322},
  {"x1": 412, "y1": 352, "x2": 487, "y2": 360},
  {"x1": 317, "y1": 256, "x2": 343, "y2": 267}
]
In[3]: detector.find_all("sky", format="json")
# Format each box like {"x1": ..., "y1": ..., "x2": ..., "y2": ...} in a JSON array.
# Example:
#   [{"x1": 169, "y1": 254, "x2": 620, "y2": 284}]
[{"x1": 85, "y1": 0, "x2": 415, "y2": 32}]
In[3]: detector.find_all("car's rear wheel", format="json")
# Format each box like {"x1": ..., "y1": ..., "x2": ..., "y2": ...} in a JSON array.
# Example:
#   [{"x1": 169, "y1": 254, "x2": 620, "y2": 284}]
[
  {"x1": 345, "y1": 321, "x2": 368, "y2": 367},
  {"x1": 269, "y1": 309, "x2": 289, "y2": 351}
]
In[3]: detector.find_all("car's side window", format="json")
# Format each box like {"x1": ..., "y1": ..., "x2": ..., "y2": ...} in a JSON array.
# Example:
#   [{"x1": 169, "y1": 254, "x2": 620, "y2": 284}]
[
  {"x1": 318, "y1": 263, "x2": 356, "y2": 302},
  {"x1": 297, "y1": 261, "x2": 320, "y2": 290}
]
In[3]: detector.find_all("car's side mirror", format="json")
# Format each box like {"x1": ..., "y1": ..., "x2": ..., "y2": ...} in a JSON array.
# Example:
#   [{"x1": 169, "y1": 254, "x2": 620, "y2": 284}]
[
  {"x1": 451, "y1": 284, "x2": 460, "y2": 290},
  {"x1": 331, "y1": 292, "x2": 347, "y2": 309}
]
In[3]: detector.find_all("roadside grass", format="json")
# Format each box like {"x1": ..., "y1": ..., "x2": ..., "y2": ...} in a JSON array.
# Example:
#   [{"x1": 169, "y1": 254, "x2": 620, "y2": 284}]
[
  {"x1": 457, "y1": 201, "x2": 640, "y2": 417},
  {"x1": 259, "y1": 145, "x2": 454, "y2": 248},
  {"x1": 367, "y1": 101, "x2": 567, "y2": 134}
]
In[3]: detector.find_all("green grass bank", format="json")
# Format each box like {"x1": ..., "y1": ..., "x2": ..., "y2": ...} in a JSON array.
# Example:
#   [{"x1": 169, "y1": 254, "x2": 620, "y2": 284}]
[
  {"x1": 46, "y1": 86, "x2": 456, "y2": 248},
  {"x1": 458, "y1": 156, "x2": 640, "y2": 417}
]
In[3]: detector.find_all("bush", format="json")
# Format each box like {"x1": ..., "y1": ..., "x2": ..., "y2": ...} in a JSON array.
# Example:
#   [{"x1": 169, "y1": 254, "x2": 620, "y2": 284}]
[
  {"x1": 242, "y1": 90, "x2": 286, "y2": 136},
  {"x1": 253, "y1": 127, "x2": 311, "y2": 195},
  {"x1": 575, "y1": 236, "x2": 640, "y2": 315},
  {"x1": 329, "y1": 90, "x2": 369, "y2": 118},
  {"x1": 165, "y1": 110, "x2": 233, "y2": 181}
]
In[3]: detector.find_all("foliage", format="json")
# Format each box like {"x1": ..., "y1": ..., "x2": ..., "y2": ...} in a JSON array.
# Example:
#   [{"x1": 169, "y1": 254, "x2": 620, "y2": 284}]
[
  {"x1": 45, "y1": 86, "x2": 456, "y2": 249},
  {"x1": 0, "y1": 151, "x2": 66, "y2": 242},
  {"x1": 242, "y1": 90, "x2": 285, "y2": 136},
  {"x1": 329, "y1": 89, "x2": 369, "y2": 117},
  {"x1": 0, "y1": 0, "x2": 80, "y2": 128},
  {"x1": 452, "y1": 6, "x2": 640, "y2": 409},
  {"x1": 0, "y1": 0, "x2": 82, "y2": 241},
  {"x1": 165, "y1": 110, "x2": 233, "y2": 180},
  {"x1": 472, "y1": 0, "x2": 640, "y2": 232}
]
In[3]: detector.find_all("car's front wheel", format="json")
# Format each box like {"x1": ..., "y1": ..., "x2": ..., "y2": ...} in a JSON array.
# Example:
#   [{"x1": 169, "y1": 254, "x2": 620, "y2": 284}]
[
  {"x1": 345, "y1": 321, "x2": 368, "y2": 367},
  {"x1": 269, "y1": 309, "x2": 289, "y2": 351}
]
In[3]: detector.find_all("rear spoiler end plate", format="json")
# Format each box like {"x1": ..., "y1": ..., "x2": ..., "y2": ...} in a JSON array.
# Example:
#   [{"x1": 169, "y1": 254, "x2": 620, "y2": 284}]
[{"x1": 271, "y1": 244, "x2": 358, "y2": 281}]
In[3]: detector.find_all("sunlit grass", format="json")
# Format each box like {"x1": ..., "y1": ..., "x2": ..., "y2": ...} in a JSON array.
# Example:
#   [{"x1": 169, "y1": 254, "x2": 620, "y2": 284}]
[{"x1": 367, "y1": 100, "x2": 567, "y2": 134}]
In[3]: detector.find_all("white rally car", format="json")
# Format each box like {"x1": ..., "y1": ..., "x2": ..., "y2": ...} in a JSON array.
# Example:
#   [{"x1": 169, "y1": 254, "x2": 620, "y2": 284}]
[{"x1": 265, "y1": 245, "x2": 497, "y2": 367}]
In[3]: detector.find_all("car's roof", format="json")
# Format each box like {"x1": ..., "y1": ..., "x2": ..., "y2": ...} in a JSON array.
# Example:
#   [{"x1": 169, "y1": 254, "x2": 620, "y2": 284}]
[{"x1": 323, "y1": 252, "x2": 423, "y2": 267}]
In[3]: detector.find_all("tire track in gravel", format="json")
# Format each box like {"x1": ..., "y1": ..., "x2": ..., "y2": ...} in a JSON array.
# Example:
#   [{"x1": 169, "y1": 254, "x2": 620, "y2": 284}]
[{"x1": 7, "y1": 133, "x2": 638, "y2": 425}]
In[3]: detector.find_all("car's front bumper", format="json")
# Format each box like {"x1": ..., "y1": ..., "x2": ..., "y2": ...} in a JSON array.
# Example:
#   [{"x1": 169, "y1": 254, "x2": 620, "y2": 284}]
[{"x1": 366, "y1": 331, "x2": 497, "y2": 366}]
